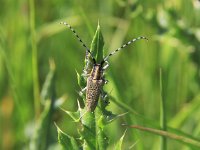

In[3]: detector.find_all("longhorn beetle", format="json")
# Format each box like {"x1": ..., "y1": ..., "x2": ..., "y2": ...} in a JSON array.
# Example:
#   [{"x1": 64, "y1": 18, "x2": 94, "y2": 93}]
[{"x1": 60, "y1": 22, "x2": 148, "y2": 112}]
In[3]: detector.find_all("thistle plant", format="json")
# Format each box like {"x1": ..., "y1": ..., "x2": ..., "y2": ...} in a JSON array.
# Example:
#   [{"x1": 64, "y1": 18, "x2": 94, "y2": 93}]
[{"x1": 56, "y1": 23, "x2": 122, "y2": 150}]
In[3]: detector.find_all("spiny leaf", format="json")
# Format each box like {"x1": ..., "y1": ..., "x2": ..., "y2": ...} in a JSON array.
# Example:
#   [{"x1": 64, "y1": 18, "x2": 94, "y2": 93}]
[
  {"x1": 80, "y1": 125, "x2": 96, "y2": 150},
  {"x1": 97, "y1": 127, "x2": 109, "y2": 150},
  {"x1": 114, "y1": 130, "x2": 126, "y2": 150},
  {"x1": 81, "y1": 111, "x2": 96, "y2": 130},
  {"x1": 90, "y1": 22, "x2": 104, "y2": 63},
  {"x1": 79, "y1": 110, "x2": 97, "y2": 150},
  {"x1": 97, "y1": 111, "x2": 127, "y2": 128},
  {"x1": 76, "y1": 70, "x2": 86, "y2": 88},
  {"x1": 55, "y1": 123, "x2": 79, "y2": 150},
  {"x1": 61, "y1": 108, "x2": 80, "y2": 122}
]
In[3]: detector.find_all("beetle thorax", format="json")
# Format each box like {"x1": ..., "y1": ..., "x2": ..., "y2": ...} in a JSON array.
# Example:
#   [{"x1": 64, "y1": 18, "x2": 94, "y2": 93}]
[{"x1": 90, "y1": 64, "x2": 103, "y2": 80}]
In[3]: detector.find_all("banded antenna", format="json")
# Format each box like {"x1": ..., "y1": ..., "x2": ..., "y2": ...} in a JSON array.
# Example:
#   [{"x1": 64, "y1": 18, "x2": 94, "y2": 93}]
[
  {"x1": 60, "y1": 22, "x2": 96, "y2": 63},
  {"x1": 101, "y1": 36, "x2": 148, "y2": 65}
]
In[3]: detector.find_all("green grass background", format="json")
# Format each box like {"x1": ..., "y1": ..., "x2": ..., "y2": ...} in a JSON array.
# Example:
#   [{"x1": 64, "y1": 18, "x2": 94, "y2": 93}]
[{"x1": 1, "y1": 0, "x2": 200, "y2": 149}]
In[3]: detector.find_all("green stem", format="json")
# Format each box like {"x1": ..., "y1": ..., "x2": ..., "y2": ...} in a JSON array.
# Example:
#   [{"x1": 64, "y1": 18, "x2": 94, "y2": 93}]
[
  {"x1": 160, "y1": 68, "x2": 167, "y2": 150},
  {"x1": 129, "y1": 125, "x2": 200, "y2": 148},
  {"x1": 29, "y1": 0, "x2": 40, "y2": 118}
]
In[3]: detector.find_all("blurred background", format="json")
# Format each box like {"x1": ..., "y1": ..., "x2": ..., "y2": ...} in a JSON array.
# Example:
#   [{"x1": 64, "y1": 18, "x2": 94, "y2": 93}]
[{"x1": 1, "y1": 0, "x2": 200, "y2": 149}]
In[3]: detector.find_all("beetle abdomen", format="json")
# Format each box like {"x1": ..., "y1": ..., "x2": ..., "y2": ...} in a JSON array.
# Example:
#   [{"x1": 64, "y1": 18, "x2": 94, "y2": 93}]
[{"x1": 86, "y1": 77, "x2": 104, "y2": 111}]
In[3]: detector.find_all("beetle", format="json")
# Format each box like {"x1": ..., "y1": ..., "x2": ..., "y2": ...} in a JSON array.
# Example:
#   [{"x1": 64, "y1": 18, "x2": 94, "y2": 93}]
[{"x1": 61, "y1": 22, "x2": 147, "y2": 112}]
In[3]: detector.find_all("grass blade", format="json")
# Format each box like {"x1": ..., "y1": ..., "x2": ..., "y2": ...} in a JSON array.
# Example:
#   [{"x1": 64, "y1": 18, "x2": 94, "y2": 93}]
[
  {"x1": 127, "y1": 125, "x2": 200, "y2": 149},
  {"x1": 30, "y1": 61, "x2": 56, "y2": 150},
  {"x1": 159, "y1": 69, "x2": 167, "y2": 150},
  {"x1": 29, "y1": 0, "x2": 40, "y2": 118}
]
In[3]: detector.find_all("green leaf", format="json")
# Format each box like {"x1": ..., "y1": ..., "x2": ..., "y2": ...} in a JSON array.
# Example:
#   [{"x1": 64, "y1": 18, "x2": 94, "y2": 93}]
[
  {"x1": 97, "y1": 113, "x2": 117, "y2": 127},
  {"x1": 30, "y1": 100, "x2": 54, "y2": 150},
  {"x1": 114, "y1": 130, "x2": 126, "y2": 150},
  {"x1": 80, "y1": 125, "x2": 96, "y2": 150},
  {"x1": 40, "y1": 59, "x2": 56, "y2": 104},
  {"x1": 90, "y1": 22, "x2": 104, "y2": 63},
  {"x1": 55, "y1": 123, "x2": 79, "y2": 150},
  {"x1": 30, "y1": 60, "x2": 56, "y2": 150},
  {"x1": 76, "y1": 70, "x2": 86, "y2": 88},
  {"x1": 54, "y1": 95, "x2": 67, "y2": 109},
  {"x1": 36, "y1": 17, "x2": 81, "y2": 42},
  {"x1": 61, "y1": 108, "x2": 80, "y2": 122},
  {"x1": 97, "y1": 127, "x2": 109, "y2": 150},
  {"x1": 169, "y1": 94, "x2": 200, "y2": 127},
  {"x1": 80, "y1": 111, "x2": 96, "y2": 150},
  {"x1": 81, "y1": 111, "x2": 96, "y2": 129}
]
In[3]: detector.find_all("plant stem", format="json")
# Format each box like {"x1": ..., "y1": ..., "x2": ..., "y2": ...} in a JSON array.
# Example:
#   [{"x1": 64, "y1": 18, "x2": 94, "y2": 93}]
[
  {"x1": 160, "y1": 68, "x2": 167, "y2": 150},
  {"x1": 29, "y1": 0, "x2": 40, "y2": 118}
]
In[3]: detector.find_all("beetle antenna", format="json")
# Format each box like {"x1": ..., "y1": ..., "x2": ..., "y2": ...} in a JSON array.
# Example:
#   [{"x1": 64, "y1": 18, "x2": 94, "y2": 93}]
[
  {"x1": 101, "y1": 36, "x2": 148, "y2": 64},
  {"x1": 60, "y1": 22, "x2": 96, "y2": 64}
]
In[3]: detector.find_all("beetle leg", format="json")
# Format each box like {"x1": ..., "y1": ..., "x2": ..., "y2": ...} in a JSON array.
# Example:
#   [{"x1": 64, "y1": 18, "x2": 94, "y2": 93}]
[
  {"x1": 101, "y1": 92, "x2": 108, "y2": 99},
  {"x1": 101, "y1": 90, "x2": 110, "y2": 105},
  {"x1": 79, "y1": 87, "x2": 87, "y2": 96},
  {"x1": 104, "y1": 79, "x2": 109, "y2": 84},
  {"x1": 102, "y1": 78, "x2": 108, "y2": 84},
  {"x1": 82, "y1": 71, "x2": 90, "y2": 78},
  {"x1": 102, "y1": 61, "x2": 109, "y2": 71}
]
